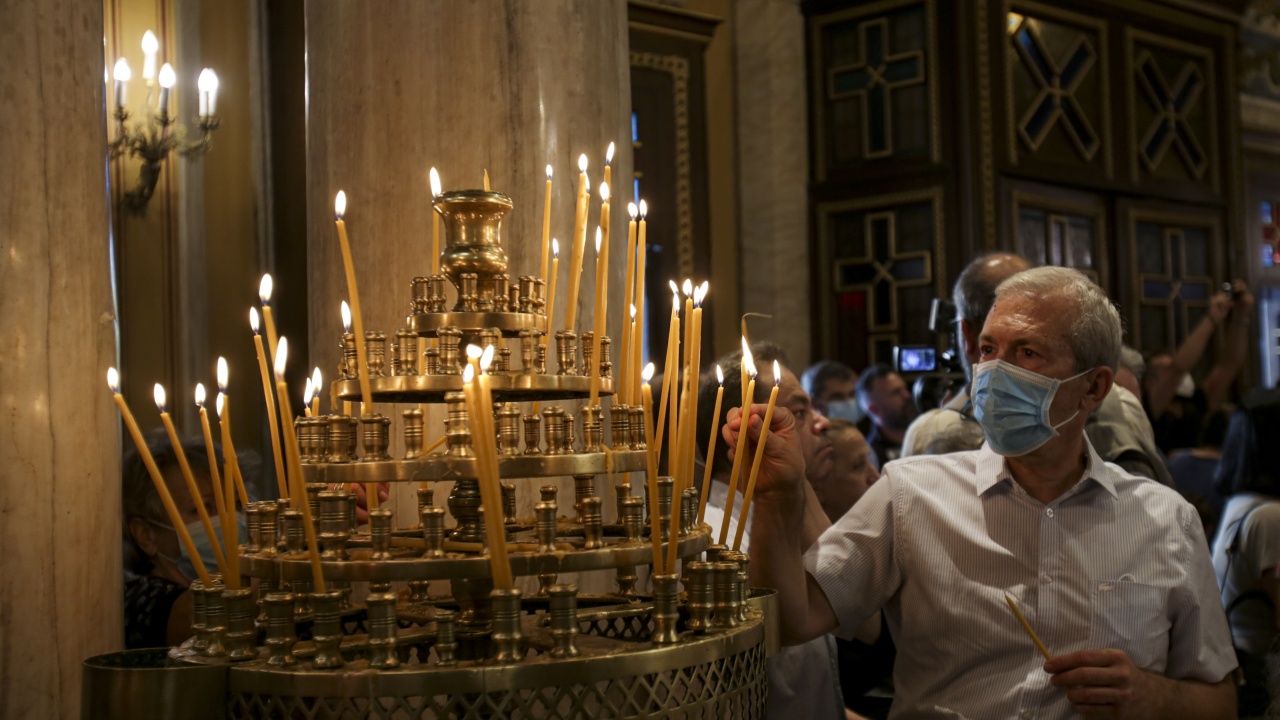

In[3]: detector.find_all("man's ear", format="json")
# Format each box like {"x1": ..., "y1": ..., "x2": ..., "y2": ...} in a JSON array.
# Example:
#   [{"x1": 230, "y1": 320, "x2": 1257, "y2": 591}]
[
  {"x1": 128, "y1": 516, "x2": 157, "y2": 557},
  {"x1": 1081, "y1": 366, "x2": 1114, "y2": 411},
  {"x1": 960, "y1": 319, "x2": 981, "y2": 365}
]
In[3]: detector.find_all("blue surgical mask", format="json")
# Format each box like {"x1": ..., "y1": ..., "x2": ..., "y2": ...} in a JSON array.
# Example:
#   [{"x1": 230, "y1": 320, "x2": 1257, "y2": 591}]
[
  {"x1": 151, "y1": 515, "x2": 248, "y2": 582},
  {"x1": 825, "y1": 398, "x2": 865, "y2": 424},
  {"x1": 971, "y1": 360, "x2": 1090, "y2": 457}
]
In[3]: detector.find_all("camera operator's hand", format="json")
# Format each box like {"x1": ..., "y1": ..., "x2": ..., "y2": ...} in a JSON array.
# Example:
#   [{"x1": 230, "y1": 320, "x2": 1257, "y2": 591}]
[
  {"x1": 1230, "y1": 279, "x2": 1255, "y2": 319},
  {"x1": 1208, "y1": 290, "x2": 1233, "y2": 325}
]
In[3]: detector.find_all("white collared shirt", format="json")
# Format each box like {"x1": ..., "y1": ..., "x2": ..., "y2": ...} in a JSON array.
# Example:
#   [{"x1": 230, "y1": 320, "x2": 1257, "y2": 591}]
[{"x1": 803, "y1": 439, "x2": 1235, "y2": 720}]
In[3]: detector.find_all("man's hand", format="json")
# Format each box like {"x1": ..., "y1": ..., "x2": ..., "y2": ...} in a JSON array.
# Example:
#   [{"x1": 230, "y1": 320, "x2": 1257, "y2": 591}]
[
  {"x1": 722, "y1": 403, "x2": 807, "y2": 505},
  {"x1": 350, "y1": 482, "x2": 391, "y2": 523},
  {"x1": 1045, "y1": 650, "x2": 1234, "y2": 719},
  {"x1": 1208, "y1": 290, "x2": 1233, "y2": 324}
]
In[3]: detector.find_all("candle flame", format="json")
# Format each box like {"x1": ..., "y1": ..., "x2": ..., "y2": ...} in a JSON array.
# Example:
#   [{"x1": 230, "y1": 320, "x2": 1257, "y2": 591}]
[
  {"x1": 628, "y1": 202, "x2": 637, "y2": 219},
  {"x1": 682, "y1": 278, "x2": 693, "y2": 297},
  {"x1": 672, "y1": 291, "x2": 680, "y2": 312},
  {"x1": 158, "y1": 63, "x2": 176, "y2": 89},
  {"x1": 462, "y1": 364, "x2": 475, "y2": 383},
  {"x1": 153, "y1": 383, "x2": 167, "y2": 411},
  {"x1": 639, "y1": 199, "x2": 648, "y2": 218},
  {"x1": 480, "y1": 344, "x2": 495, "y2": 372},
  {"x1": 546, "y1": 164, "x2": 553, "y2": 180},
  {"x1": 259, "y1": 273, "x2": 273, "y2": 304},
  {"x1": 197, "y1": 68, "x2": 217, "y2": 92},
  {"x1": 195, "y1": 383, "x2": 206, "y2": 407},
  {"x1": 113, "y1": 58, "x2": 131, "y2": 82},
  {"x1": 668, "y1": 280, "x2": 679, "y2": 295},
  {"x1": 312, "y1": 367, "x2": 322, "y2": 393},
  {"x1": 716, "y1": 364, "x2": 724, "y2": 385},
  {"x1": 341, "y1": 301, "x2": 352, "y2": 333},
  {"x1": 599, "y1": 182, "x2": 610, "y2": 202},
  {"x1": 630, "y1": 303, "x2": 636, "y2": 320},
  {"x1": 642, "y1": 362, "x2": 655, "y2": 383},
  {"x1": 552, "y1": 237, "x2": 559, "y2": 259},
  {"x1": 141, "y1": 30, "x2": 159, "y2": 54},
  {"x1": 595, "y1": 226, "x2": 602, "y2": 254},
  {"x1": 216, "y1": 392, "x2": 225, "y2": 418},
  {"x1": 217, "y1": 357, "x2": 229, "y2": 392},
  {"x1": 606, "y1": 141, "x2": 615, "y2": 164},
  {"x1": 249, "y1": 306, "x2": 260, "y2": 334},
  {"x1": 578, "y1": 154, "x2": 588, "y2": 173},
  {"x1": 274, "y1": 337, "x2": 289, "y2": 380},
  {"x1": 429, "y1": 167, "x2": 442, "y2": 198},
  {"x1": 466, "y1": 344, "x2": 482, "y2": 360},
  {"x1": 773, "y1": 360, "x2": 782, "y2": 387},
  {"x1": 741, "y1": 337, "x2": 755, "y2": 378},
  {"x1": 303, "y1": 378, "x2": 314, "y2": 406},
  {"x1": 334, "y1": 190, "x2": 347, "y2": 219},
  {"x1": 107, "y1": 367, "x2": 120, "y2": 393}
]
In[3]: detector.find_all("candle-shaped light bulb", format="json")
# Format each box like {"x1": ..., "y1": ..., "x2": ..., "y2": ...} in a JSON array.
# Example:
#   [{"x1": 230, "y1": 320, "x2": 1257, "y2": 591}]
[
  {"x1": 112, "y1": 58, "x2": 131, "y2": 107},
  {"x1": 546, "y1": 165, "x2": 553, "y2": 180},
  {"x1": 716, "y1": 364, "x2": 724, "y2": 385},
  {"x1": 249, "y1": 307, "x2": 260, "y2": 334},
  {"x1": 480, "y1": 344, "x2": 495, "y2": 373},
  {"x1": 153, "y1": 384, "x2": 167, "y2": 412},
  {"x1": 217, "y1": 357, "x2": 229, "y2": 393},
  {"x1": 340, "y1": 301, "x2": 352, "y2": 333},
  {"x1": 107, "y1": 367, "x2": 120, "y2": 393},
  {"x1": 197, "y1": 68, "x2": 218, "y2": 115},
  {"x1": 334, "y1": 190, "x2": 347, "y2": 219},
  {"x1": 642, "y1": 362, "x2": 656, "y2": 383},
  {"x1": 578, "y1": 154, "x2": 588, "y2": 173},
  {"x1": 274, "y1": 336, "x2": 289, "y2": 380},
  {"x1": 157, "y1": 63, "x2": 175, "y2": 115},
  {"x1": 429, "y1": 167, "x2": 442, "y2": 197},
  {"x1": 259, "y1": 274, "x2": 273, "y2": 305},
  {"x1": 639, "y1": 200, "x2": 648, "y2": 218},
  {"x1": 628, "y1": 202, "x2": 637, "y2": 219},
  {"x1": 599, "y1": 182, "x2": 610, "y2": 202},
  {"x1": 682, "y1": 278, "x2": 693, "y2": 297},
  {"x1": 195, "y1": 383, "x2": 206, "y2": 407},
  {"x1": 141, "y1": 30, "x2": 159, "y2": 81}
]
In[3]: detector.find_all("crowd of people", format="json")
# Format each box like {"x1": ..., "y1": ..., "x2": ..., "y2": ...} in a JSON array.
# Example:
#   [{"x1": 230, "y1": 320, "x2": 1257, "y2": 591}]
[{"x1": 701, "y1": 254, "x2": 1272, "y2": 719}]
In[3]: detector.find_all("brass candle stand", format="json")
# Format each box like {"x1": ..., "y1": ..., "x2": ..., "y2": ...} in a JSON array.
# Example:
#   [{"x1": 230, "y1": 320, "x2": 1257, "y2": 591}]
[{"x1": 112, "y1": 187, "x2": 775, "y2": 719}]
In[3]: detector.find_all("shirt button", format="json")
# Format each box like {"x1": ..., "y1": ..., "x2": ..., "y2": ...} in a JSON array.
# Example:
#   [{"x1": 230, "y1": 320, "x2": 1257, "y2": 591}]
[
  {"x1": 1045, "y1": 508, "x2": 1055, "y2": 518},
  {"x1": 1042, "y1": 573, "x2": 1053, "y2": 583}
]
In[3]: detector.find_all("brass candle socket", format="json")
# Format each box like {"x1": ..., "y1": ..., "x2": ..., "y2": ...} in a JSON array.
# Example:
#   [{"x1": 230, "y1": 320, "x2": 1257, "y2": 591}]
[
  {"x1": 549, "y1": 584, "x2": 580, "y2": 658},
  {"x1": 327, "y1": 415, "x2": 358, "y2": 463},
  {"x1": 252, "y1": 501, "x2": 278, "y2": 557},
  {"x1": 542, "y1": 406, "x2": 566, "y2": 455},
  {"x1": 368, "y1": 508, "x2": 394, "y2": 561},
  {"x1": 402, "y1": 408, "x2": 425, "y2": 459},
  {"x1": 282, "y1": 510, "x2": 305, "y2": 554},
  {"x1": 434, "y1": 611, "x2": 457, "y2": 666},
  {"x1": 615, "y1": 481, "x2": 631, "y2": 521},
  {"x1": 580, "y1": 332, "x2": 594, "y2": 379},
  {"x1": 628, "y1": 406, "x2": 648, "y2": 450},
  {"x1": 365, "y1": 331, "x2": 388, "y2": 377},
  {"x1": 189, "y1": 579, "x2": 209, "y2": 653},
  {"x1": 395, "y1": 329, "x2": 419, "y2": 376},
  {"x1": 429, "y1": 275, "x2": 448, "y2": 313},
  {"x1": 317, "y1": 490, "x2": 350, "y2": 561},
  {"x1": 657, "y1": 476, "x2": 674, "y2": 541},
  {"x1": 417, "y1": 486, "x2": 435, "y2": 510},
  {"x1": 424, "y1": 347, "x2": 441, "y2": 375},
  {"x1": 489, "y1": 588, "x2": 524, "y2": 664},
  {"x1": 308, "y1": 590, "x2": 346, "y2": 669},
  {"x1": 493, "y1": 274, "x2": 510, "y2": 312},
  {"x1": 534, "y1": 501, "x2": 557, "y2": 554},
  {"x1": 436, "y1": 326, "x2": 463, "y2": 375},
  {"x1": 435, "y1": 190, "x2": 513, "y2": 301},
  {"x1": 610, "y1": 404, "x2": 631, "y2": 450},
  {"x1": 341, "y1": 332, "x2": 357, "y2": 379},
  {"x1": 683, "y1": 561, "x2": 715, "y2": 634},
  {"x1": 651, "y1": 574, "x2": 681, "y2": 645},
  {"x1": 360, "y1": 413, "x2": 391, "y2": 461},
  {"x1": 411, "y1": 276, "x2": 431, "y2": 314},
  {"x1": 711, "y1": 561, "x2": 740, "y2": 630},
  {"x1": 518, "y1": 329, "x2": 540, "y2": 373},
  {"x1": 555, "y1": 331, "x2": 578, "y2": 376},
  {"x1": 580, "y1": 405, "x2": 604, "y2": 452},
  {"x1": 579, "y1": 497, "x2": 604, "y2": 550},
  {"x1": 444, "y1": 391, "x2": 475, "y2": 458},
  {"x1": 518, "y1": 276, "x2": 536, "y2": 314},
  {"x1": 600, "y1": 336, "x2": 613, "y2": 379},
  {"x1": 263, "y1": 592, "x2": 297, "y2": 667},
  {"x1": 572, "y1": 474, "x2": 596, "y2": 516},
  {"x1": 522, "y1": 414, "x2": 541, "y2": 455},
  {"x1": 621, "y1": 496, "x2": 645, "y2": 543},
  {"x1": 540, "y1": 485, "x2": 558, "y2": 504},
  {"x1": 535, "y1": 343, "x2": 548, "y2": 374},
  {"x1": 420, "y1": 506, "x2": 446, "y2": 558},
  {"x1": 448, "y1": 478, "x2": 483, "y2": 543},
  {"x1": 501, "y1": 482, "x2": 517, "y2": 526},
  {"x1": 223, "y1": 587, "x2": 257, "y2": 661},
  {"x1": 496, "y1": 405, "x2": 521, "y2": 456},
  {"x1": 199, "y1": 582, "x2": 228, "y2": 657},
  {"x1": 365, "y1": 592, "x2": 401, "y2": 669}
]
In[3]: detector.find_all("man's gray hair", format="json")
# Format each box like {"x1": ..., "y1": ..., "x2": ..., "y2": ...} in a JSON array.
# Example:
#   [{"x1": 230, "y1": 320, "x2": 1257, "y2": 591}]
[
  {"x1": 995, "y1": 266, "x2": 1122, "y2": 371},
  {"x1": 1119, "y1": 346, "x2": 1145, "y2": 384}
]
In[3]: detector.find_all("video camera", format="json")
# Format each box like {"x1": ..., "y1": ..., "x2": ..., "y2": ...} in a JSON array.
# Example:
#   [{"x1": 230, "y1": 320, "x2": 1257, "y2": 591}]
[{"x1": 892, "y1": 296, "x2": 967, "y2": 410}]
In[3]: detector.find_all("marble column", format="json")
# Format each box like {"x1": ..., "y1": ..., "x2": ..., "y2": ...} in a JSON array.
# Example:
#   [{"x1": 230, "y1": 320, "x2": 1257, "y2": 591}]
[
  {"x1": 305, "y1": 1, "x2": 632, "y2": 589},
  {"x1": 0, "y1": 0, "x2": 123, "y2": 717}
]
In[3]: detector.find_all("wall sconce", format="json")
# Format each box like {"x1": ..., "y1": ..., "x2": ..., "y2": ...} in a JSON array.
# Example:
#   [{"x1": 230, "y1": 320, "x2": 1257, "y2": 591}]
[{"x1": 106, "y1": 30, "x2": 221, "y2": 215}]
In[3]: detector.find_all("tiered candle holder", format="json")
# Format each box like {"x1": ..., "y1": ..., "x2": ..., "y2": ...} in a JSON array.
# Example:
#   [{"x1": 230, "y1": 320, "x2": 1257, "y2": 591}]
[{"x1": 159, "y1": 188, "x2": 775, "y2": 719}]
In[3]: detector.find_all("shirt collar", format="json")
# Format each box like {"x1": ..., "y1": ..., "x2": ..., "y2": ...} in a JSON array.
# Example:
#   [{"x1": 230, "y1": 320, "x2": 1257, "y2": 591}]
[{"x1": 974, "y1": 434, "x2": 1119, "y2": 499}]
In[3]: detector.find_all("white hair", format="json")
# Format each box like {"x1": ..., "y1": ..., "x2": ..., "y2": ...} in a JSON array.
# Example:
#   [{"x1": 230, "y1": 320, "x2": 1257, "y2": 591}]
[{"x1": 994, "y1": 267, "x2": 1122, "y2": 372}]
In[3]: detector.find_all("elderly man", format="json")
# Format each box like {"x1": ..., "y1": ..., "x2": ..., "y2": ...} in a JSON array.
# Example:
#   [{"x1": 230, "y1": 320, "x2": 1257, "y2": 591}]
[{"x1": 735, "y1": 267, "x2": 1236, "y2": 719}]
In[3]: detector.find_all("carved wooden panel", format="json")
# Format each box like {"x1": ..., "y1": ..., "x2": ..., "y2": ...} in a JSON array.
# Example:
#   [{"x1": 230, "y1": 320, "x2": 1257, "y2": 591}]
[
  {"x1": 810, "y1": 0, "x2": 938, "y2": 182},
  {"x1": 816, "y1": 188, "x2": 945, "y2": 369},
  {"x1": 1121, "y1": 205, "x2": 1223, "y2": 353},
  {"x1": 1006, "y1": 183, "x2": 1108, "y2": 290}
]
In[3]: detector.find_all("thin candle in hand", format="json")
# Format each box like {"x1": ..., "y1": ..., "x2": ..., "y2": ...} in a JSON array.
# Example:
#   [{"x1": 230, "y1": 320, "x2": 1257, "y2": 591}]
[
  {"x1": 733, "y1": 360, "x2": 781, "y2": 551},
  {"x1": 720, "y1": 340, "x2": 756, "y2": 545}
]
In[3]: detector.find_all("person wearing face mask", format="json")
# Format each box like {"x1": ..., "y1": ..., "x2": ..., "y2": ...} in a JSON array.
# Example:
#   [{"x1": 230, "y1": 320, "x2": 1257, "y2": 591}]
[
  {"x1": 803, "y1": 360, "x2": 865, "y2": 426},
  {"x1": 738, "y1": 267, "x2": 1236, "y2": 719},
  {"x1": 122, "y1": 428, "x2": 251, "y2": 649}
]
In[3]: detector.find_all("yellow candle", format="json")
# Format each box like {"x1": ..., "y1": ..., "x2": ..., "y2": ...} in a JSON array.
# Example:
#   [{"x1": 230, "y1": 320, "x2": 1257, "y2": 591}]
[
  {"x1": 620, "y1": 203, "x2": 638, "y2": 405},
  {"x1": 566, "y1": 154, "x2": 589, "y2": 331},
  {"x1": 273, "y1": 337, "x2": 326, "y2": 591},
  {"x1": 633, "y1": 201, "x2": 648, "y2": 405},
  {"x1": 675, "y1": 281, "x2": 694, "y2": 487},
  {"x1": 545, "y1": 239, "x2": 560, "y2": 342},
  {"x1": 429, "y1": 168, "x2": 442, "y2": 276},
  {"x1": 654, "y1": 292, "x2": 680, "y2": 466},
  {"x1": 733, "y1": 360, "x2": 780, "y2": 551},
  {"x1": 340, "y1": 301, "x2": 354, "y2": 418},
  {"x1": 155, "y1": 384, "x2": 227, "y2": 575},
  {"x1": 212, "y1": 393, "x2": 242, "y2": 587},
  {"x1": 697, "y1": 366, "x2": 725, "y2": 523},
  {"x1": 250, "y1": 308, "x2": 289, "y2": 499},
  {"x1": 311, "y1": 367, "x2": 323, "y2": 416},
  {"x1": 259, "y1": 274, "x2": 280, "y2": 362},
  {"x1": 463, "y1": 361, "x2": 513, "y2": 590},
  {"x1": 334, "y1": 191, "x2": 374, "y2": 412},
  {"x1": 108, "y1": 369, "x2": 213, "y2": 587},
  {"x1": 540, "y1": 165, "x2": 553, "y2": 285},
  {"x1": 589, "y1": 183, "x2": 611, "y2": 406},
  {"x1": 640, "y1": 363, "x2": 661, "y2": 569},
  {"x1": 604, "y1": 141, "x2": 615, "y2": 190},
  {"x1": 720, "y1": 341, "x2": 756, "y2": 545},
  {"x1": 195, "y1": 385, "x2": 232, "y2": 562},
  {"x1": 217, "y1": 359, "x2": 249, "y2": 507},
  {"x1": 686, "y1": 283, "x2": 706, "y2": 493},
  {"x1": 303, "y1": 379, "x2": 315, "y2": 417}
]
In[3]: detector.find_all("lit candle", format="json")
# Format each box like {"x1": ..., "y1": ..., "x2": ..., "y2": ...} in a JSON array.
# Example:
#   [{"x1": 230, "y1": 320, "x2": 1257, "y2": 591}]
[
  {"x1": 697, "y1": 365, "x2": 725, "y2": 523},
  {"x1": 311, "y1": 367, "x2": 323, "y2": 416},
  {"x1": 197, "y1": 68, "x2": 218, "y2": 117},
  {"x1": 112, "y1": 58, "x2": 131, "y2": 109},
  {"x1": 211, "y1": 392, "x2": 243, "y2": 587},
  {"x1": 108, "y1": 368, "x2": 212, "y2": 586},
  {"x1": 195, "y1": 384, "x2": 235, "y2": 573},
  {"x1": 273, "y1": 337, "x2": 326, "y2": 590},
  {"x1": 545, "y1": 239, "x2": 560, "y2": 340},
  {"x1": 463, "y1": 361, "x2": 513, "y2": 589},
  {"x1": 588, "y1": 181, "x2": 611, "y2": 405},
  {"x1": 250, "y1": 308, "x2": 288, "y2": 499},
  {"x1": 216, "y1": 358, "x2": 249, "y2": 507},
  {"x1": 675, "y1": 280, "x2": 694, "y2": 489},
  {"x1": 604, "y1": 141, "x2": 615, "y2": 191},
  {"x1": 340, "y1": 302, "x2": 354, "y2": 417},
  {"x1": 733, "y1": 360, "x2": 782, "y2": 551},
  {"x1": 334, "y1": 191, "x2": 374, "y2": 413},
  {"x1": 566, "y1": 154, "x2": 589, "y2": 331},
  {"x1": 719, "y1": 340, "x2": 756, "y2": 545},
  {"x1": 540, "y1": 165, "x2": 553, "y2": 286},
  {"x1": 686, "y1": 282, "x2": 707, "y2": 492},
  {"x1": 654, "y1": 291, "x2": 680, "y2": 467},
  {"x1": 640, "y1": 363, "x2": 661, "y2": 570},
  {"x1": 633, "y1": 201, "x2": 648, "y2": 404},
  {"x1": 665, "y1": 284, "x2": 683, "y2": 474},
  {"x1": 157, "y1": 63, "x2": 175, "y2": 117},
  {"x1": 154, "y1": 383, "x2": 227, "y2": 576},
  {"x1": 619, "y1": 202, "x2": 638, "y2": 405},
  {"x1": 429, "y1": 167, "x2": 443, "y2": 276},
  {"x1": 141, "y1": 30, "x2": 158, "y2": 83},
  {"x1": 259, "y1": 274, "x2": 280, "y2": 361},
  {"x1": 302, "y1": 379, "x2": 315, "y2": 417}
]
